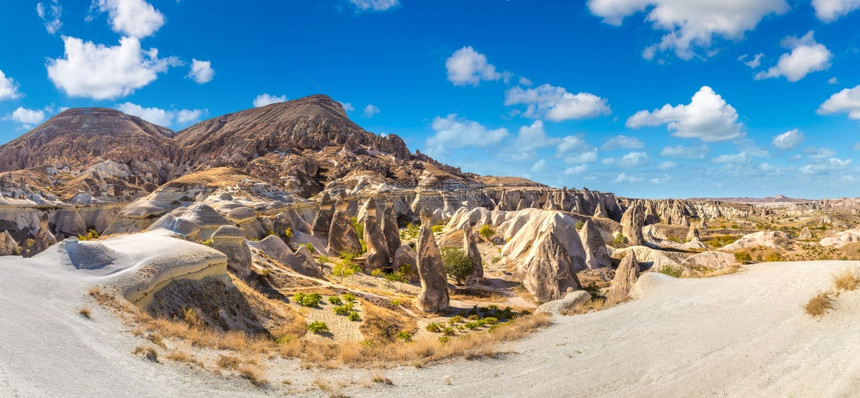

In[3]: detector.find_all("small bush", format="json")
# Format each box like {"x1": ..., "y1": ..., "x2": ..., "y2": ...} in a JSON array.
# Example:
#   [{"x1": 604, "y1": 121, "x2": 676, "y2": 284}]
[
  {"x1": 479, "y1": 224, "x2": 495, "y2": 241},
  {"x1": 400, "y1": 223, "x2": 420, "y2": 240},
  {"x1": 734, "y1": 251, "x2": 753, "y2": 263},
  {"x1": 307, "y1": 321, "x2": 329, "y2": 334},
  {"x1": 425, "y1": 322, "x2": 442, "y2": 333},
  {"x1": 284, "y1": 228, "x2": 293, "y2": 240},
  {"x1": 582, "y1": 282, "x2": 605, "y2": 299},
  {"x1": 441, "y1": 246, "x2": 476, "y2": 285},
  {"x1": 438, "y1": 335, "x2": 450, "y2": 344},
  {"x1": 610, "y1": 233, "x2": 625, "y2": 248},
  {"x1": 431, "y1": 225, "x2": 443, "y2": 233},
  {"x1": 804, "y1": 293, "x2": 833, "y2": 317},
  {"x1": 328, "y1": 296, "x2": 343, "y2": 306},
  {"x1": 574, "y1": 220, "x2": 584, "y2": 230},
  {"x1": 78, "y1": 307, "x2": 92, "y2": 318},
  {"x1": 201, "y1": 238, "x2": 213, "y2": 246},
  {"x1": 293, "y1": 292, "x2": 322, "y2": 307},
  {"x1": 333, "y1": 305, "x2": 351, "y2": 316},
  {"x1": 834, "y1": 270, "x2": 860, "y2": 291},
  {"x1": 343, "y1": 293, "x2": 356, "y2": 302},
  {"x1": 658, "y1": 265, "x2": 683, "y2": 278},
  {"x1": 348, "y1": 312, "x2": 361, "y2": 322},
  {"x1": 304, "y1": 242, "x2": 315, "y2": 253},
  {"x1": 396, "y1": 331, "x2": 413, "y2": 343},
  {"x1": 765, "y1": 252, "x2": 782, "y2": 262},
  {"x1": 133, "y1": 346, "x2": 158, "y2": 362}
]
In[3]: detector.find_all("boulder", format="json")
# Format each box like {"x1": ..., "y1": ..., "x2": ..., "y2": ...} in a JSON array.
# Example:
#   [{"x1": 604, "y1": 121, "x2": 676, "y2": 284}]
[
  {"x1": 721, "y1": 231, "x2": 792, "y2": 251},
  {"x1": 381, "y1": 207, "x2": 401, "y2": 262},
  {"x1": 606, "y1": 251, "x2": 639, "y2": 306},
  {"x1": 535, "y1": 291, "x2": 592, "y2": 315},
  {"x1": 621, "y1": 202, "x2": 645, "y2": 246},
  {"x1": 799, "y1": 227, "x2": 813, "y2": 240},
  {"x1": 416, "y1": 225, "x2": 449, "y2": 313},
  {"x1": 0, "y1": 230, "x2": 20, "y2": 256},
  {"x1": 683, "y1": 251, "x2": 736, "y2": 270},
  {"x1": 327, "y1": 209, "x2": 361, "y2": 256},
  {"x1": 685, "y1": 223, "x2": 700, "y2": 242},
  {"x1": 25, "y1": 224, "x2": 57, "y2": 258},
  {"x1": 363, "y1": 214, "x2": 390, "y2": 271},
  {"x1": 210, "y1": 225, "x2": 251, "y2": 277},
  {"x1": 523, "y1": 232, "x2": 582, "y2": 302},
  {"x1": 462, "y1": 224, "x2": 483, "y2": 284},
  {"x1": 393, "y1": 244, "x2": 419, "y2": 282},
  {"x1": 285, "y1": 245, "x2": 323, "y2": 278},
  {"x1": 580, "y1": 219, "x2": 611, "y2": 269}
]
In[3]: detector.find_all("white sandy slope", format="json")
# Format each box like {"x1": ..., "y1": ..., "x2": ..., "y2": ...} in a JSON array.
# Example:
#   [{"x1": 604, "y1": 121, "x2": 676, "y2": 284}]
[{"x1": 0, "y1": 254, "x2": 858, "y2": 396}]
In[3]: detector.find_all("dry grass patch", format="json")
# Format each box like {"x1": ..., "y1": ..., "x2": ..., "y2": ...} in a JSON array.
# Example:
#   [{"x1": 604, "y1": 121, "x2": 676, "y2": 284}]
[
  {"x1": 805, "y1": 293, "x2": 834, "y2": 317},
  {"x1": 132, "y1": 346, "x2": 159, "y2": 362},
  {"x1": 217, "y1": 354, "x2": 242, "y2": 370},
  {"x1": 561, "y1": 298, "x2": 605, "y2": 316},
  {"x1": 833, "y1": 269, "x2": 860, "y2": 291},
  {"x1": 165, "y1": 349, "x2": 203, "y2": 367},
  {"x1": 239, "y1": 365, "x2": 269, "y2": 387},
  {"x1": 78, "y1": 307, "x2": 92, "y2": 318}
]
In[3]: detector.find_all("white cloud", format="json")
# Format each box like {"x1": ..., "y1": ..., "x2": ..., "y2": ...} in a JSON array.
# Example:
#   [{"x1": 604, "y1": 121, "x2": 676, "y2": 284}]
[
  {"x1": 805, "y1": 146, "x2": 837, "y2": 159},
  {"x1": 818, "y1": 84, "x2": 860, "y2": 119},
  {"x1": 5, "y1": 107, "x2": 46, "y2": 128},
  {"x1": 712, "y1": 152, "x2": 750, "y2": 163},
  {"x1": 188, "y1": 59, "x2": 214, "y2": 84},
  {"x1": 0, "y1": 70, "x2": 21, "y2": 101},
  {"x1": 613, "y1": 172, "x2": 643, "y2": 183},
  {"x1": 602, "y1": 134, "x2": 644, "y2": 150},
  {"x1": 657, "y1": 160, "x2": 677, "y2": 170},
  {"x1": 855, "y1": 142, "x2": 860, "y2": 151},
  {"x1": 650, "y1": 174, "x2": 672, "y2": 184},
  {"x1": 812, "y1": 0, "x2": 860, "y2": 22},
  {"x1": 506, "y1": 121, "x2": 559, "y2": 161},
  {"x1": 426, "y1": 114, "x2": 509, "y2": 156},
  {"x1": 363, "y1": 104, "x2": 380, "y2": 118},
  {"x1": 518, "y1": 77, "x2": 533, "y2": 86},
  {"x1": 95, "y1": 0, "x2": 165, "y2": 38},
  {"x1": 587, "y1": 0, "x2": 788, "y2": 60},
  {"x1": 799, "y1": 157, "x2": 852, "y2": 175},
  {"x1": 349, "y1": 0, "x2": 399, "y2": 12},
  {"x1": 47, "y1": 36, "x2": 176, "y2": 100},
  {"x1": 531, "y1": 159, "x2": 548, "y2": 173},
  {"x1": 505, "y1": 83, "x2": 610, "y2": 121},
  {"x1": 828, "y1": 77, "x2": 839, "y2": 84},
  {"x1": 37, "y1": 0, "x2": 62, "y2": 34},
  {"x1": 564, "y1": 165, "x2": 589, "y2": 175},
  {"x1": 445, "y1": 47, "x2": 502, "y2": 86},
  {"x1": 602, "y1": 151, "x2": 650, "y2": 167},
  {"x1": 739, "y1": 53, "x2": 764, "y2": 68},
  {"x1": 627, "y1": 86, "x2": 743, "y2": 142},
  {"x1": 116, "y1": 102, "x2": 205, "y2": 127},
  {"x1": 771, "y1": 129, "x2": 804, "y2": 150},
  {"x1": 755, "y1": 32, "x2": 831, "y2": 82},
  {"x1": 758, "y1": 162, "x2": 780, "y2": 173},
  {"x1": 253, "y1": 93, "x2": 287, "y2": 107},
  {"x1": 338, "y1": 101, "x2": 354, "y2": 113},
  {"x1": 660, "y1": 144, "x2": 710, "y2": 159},
  {"x1": 555, "y1": 135, "x2": 599, "y2": 164},
  {"x1": 561, "y1": 148, "x2": 599, "y2": 164}
]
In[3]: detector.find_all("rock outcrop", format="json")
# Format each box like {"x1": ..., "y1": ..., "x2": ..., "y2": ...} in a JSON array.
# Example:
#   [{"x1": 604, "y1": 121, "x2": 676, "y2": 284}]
[
  {"x1": 25, "y1": 224, "x2": 57, "y2": 258},
  {"x1": 580, "y1": 219, "x2": 611, "y2": 269},
  {"x1": 686, "y1": 223, "x2": 700, "y2": 242},
  {"x1": 311, "y1": 192, "x2": 334, "y2": 239},
  {"x1": 0, "y1": 231, "x2": 19, "y2": 256},
  {"x1": 381, "y1": 207, "x2": 401, "y2": 261},
  {"x1": 248, "y1": 235, "x2": 322, "y2": 278},
  {"x1": 327, "y1": 209, "x2": 361, "y2": 255},
  {"x1": 523, "y1": 232, "x2": 582, "y2": 302},
  {"x1": 606, "y1": 252, "x2": 639, "y2": 306},
  {"x1": 363, "y1": 214, "x2": 390, "y2": 271},
  {"x1": 462, "y1": 224, "x2": 483, "y2": 284},
  {"x1": 621, "y1": 202, "x2": 645, "y2": 246},
  {"x1": 798, "y1": 227, "x2": 812, "y2": 240},
  {"x1": 210, "y1": 225, "x2": 252, "y2": 277},
  {"x1": 393, "y1": 244, "x2": 419, "y2": 282},
  {"x1": 535, "y1": 291, "x2": 592, "y2": 315},
  {"x1": 416, "y1": 225, "x2": 449, "y2": 313}
]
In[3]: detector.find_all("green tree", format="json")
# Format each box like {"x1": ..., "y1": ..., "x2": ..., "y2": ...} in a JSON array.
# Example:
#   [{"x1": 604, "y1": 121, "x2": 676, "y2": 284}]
[{"x1": 440, "y1": 246, "x2": 476, "y2": 285}]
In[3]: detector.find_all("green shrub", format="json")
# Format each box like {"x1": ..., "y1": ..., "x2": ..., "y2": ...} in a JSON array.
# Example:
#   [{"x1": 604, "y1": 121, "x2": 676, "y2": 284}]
[
  {"x1": 333, "y1": 305, "x2": 351, "y2": 315},
  {"x1": 583, "y1": 282, "x2": 605, "y2": 299},
  {"x1": 390, "y1": 298, "x2": 402, "y2": 307},
  {"x1": 332, "y1": 258, "x2": 361, "y2": 282},
  {"x1": 304, "y1": 242, "x2": 315, "y2": 253},
  {"x1": 431, "y1": 224, "x2": 443, "y2": 233},
  {"x1": 396, "y1": 331, "x2": 413, "y2": 343},
  {"x1": 448, "y1": 315, "x2": 463, "y2": 325},
  {"x1": 201, "y1": 238, "x2": 213, "y2": 246},
  {"x1": 441, "y1": 246, "x2": 476, "y2": 285},
  {"x1": 328, "y1": 296, "x2": 343, "y2": 306},
  {"x1": 479, "y1": 224, "x2": 495, "y2": 241},
  {"x1": 610, "y1": 233, "x2": 625, "y2": 248},
  {"x1": 284, "y1": 228, "x2": 293, "y2": 240},
  {"x1": 735, "y1": 251, "x2": 753, "y2": 263},
  {"x1": 483, "y1": 317, "x2": 499, "y2": 325},
  {"x1": 343, "y1": 293, "x2": 356, "y2": 303},
  {"x1": 438, "y1": 336, "x2": 450, "y2": 344},
  {"x1": 765, "y1": 252, "x2": 782, "y2": 262},
  {"x1": 442, "y1": 327, "x2": 455, "y2": 336},
  {"x1": 307, "y1": 321, "x2": 329, "y2": 334},
  {"x1": 347, "y1": 312, "x2": 361, "y2": 322},
  {"x1": 292, "y1": 292, "x2": 322, "y2": 307},
  {"x1": 400, "y1": 223, "x2": 420, "y2": 240},
  {"x1": 575, "y1": 220, "x2": 584, "y2": 230},
  {"x1": 658, "y1": 264, "x2": 683, "y2": 278},
  {"x1": 464, "y1": 321, "x2": 480, "y2": 330},
  {"x1": 425, "y1": 322, "x2": 442, "y2": 333}
]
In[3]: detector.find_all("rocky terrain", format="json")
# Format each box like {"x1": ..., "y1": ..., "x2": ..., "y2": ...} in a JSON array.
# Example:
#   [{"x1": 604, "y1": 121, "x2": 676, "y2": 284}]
[{"x1": 0, "y1": 94, "x2": 859, "y2": 396}]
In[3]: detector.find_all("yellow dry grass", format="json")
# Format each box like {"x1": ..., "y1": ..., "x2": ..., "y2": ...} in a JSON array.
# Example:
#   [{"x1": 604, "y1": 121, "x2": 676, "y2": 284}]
[{"x1": 804, "y1": 293, "x2": 833, "y2": 317}]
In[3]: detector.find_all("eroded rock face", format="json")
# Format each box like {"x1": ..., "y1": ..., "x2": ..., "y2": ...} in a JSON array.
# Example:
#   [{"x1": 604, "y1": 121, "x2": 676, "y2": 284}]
[
  {"x1": 686, "y1": 223, "x2": 700, "y2": 242},
  {"x1": 382, "y1": 207, "x2": 401, "y2": 261},
  {"x1": 799, "y1": 227, "x2": 812, "y2": 240},
  {"x1": 327, "y1": 209, "x2": 361, "y2": 256},
  {"x1": 248, "y1": 235, "x2": 322, "y2": 278},
  {"x1": 363, "y1": 214, "x2": 390, "y2": 271},
  {"x1": 311, "y1": 192, "x2": 334, "y2": 239},
  {"x1": 0, "y1": 230, "x2": 20, "y2": 256},
  {"x1": 580, "y1": 219, "x2": 611, "y2": 269},
  {"x1": 606, "y1": 251, "x2": 639, "y2": 306},
  {"x1": 210, "y1": 225, "x2": 251, "y2": 277},
  {"x1": 535, "y1": 291, "x2": 592, "y2": 315},
  {"x1": 25, "y1": 224, "x2": 57, "y2": 258},
  {"x1": 593, "y1": 201, "x2": 609, "y2": 218},
  {"x1": 463, "y1": 224, "x2": 483, "y2": 284},
  {"x1": 416, "y1": 225, "x2": 449, "y2": 313},
  {"x1": 393, "y1": 244, "x2": 419, "y2": 283},
  {"x1": 621, "y1": 202, "x2": 645, "y2": 246},
  {"x1": 524, "y1": 232, "x2": 582, "y2": 302}
]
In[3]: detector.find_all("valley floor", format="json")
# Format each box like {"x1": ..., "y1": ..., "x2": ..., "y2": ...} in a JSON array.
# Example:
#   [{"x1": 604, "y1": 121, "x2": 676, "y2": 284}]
[{"x1": 1, "y1": 257, "x2": 858, "y2": 397}]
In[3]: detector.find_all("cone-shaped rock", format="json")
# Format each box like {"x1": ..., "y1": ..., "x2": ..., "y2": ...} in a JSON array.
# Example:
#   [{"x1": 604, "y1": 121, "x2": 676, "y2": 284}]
[
  {"x1": 311, "y1": 192, "x2": 334, "y2": 239},
  {"x1": 211, "y1": 225, "x2": 252, "y2": 277},
  {"x1": 393, "y1": 244, "x2": 419, "y2": 283},
  {"x1": 593, "y1": 201, "x2": 609, "y2": 218},
  {"x1": 524, "y1": 232, "x2": 582, "y2": 302},
  {"x1": 0, "y1": 231, "x2": 20, "y2": 256},
  {"x1": 686, "y1": 223, "x2": 700, "y2": 242},
  {"x1": 416, "y1": 225, "x2": 449, "y2": 313},
  {"x1": 24, "y1": 223, "x2": 57, "y2": 258},
  {"x1": 363, "y1": 214, "x2": 390, "y2": 271},
  {"x1": 327, "y1": 209, "x2": 362, "y2": 256},
  {"x1": 580, "y1": 219, "x2": 611, "y2": 269},
  {"x1": 382, "y1": 207, "x2": 401, "y2": 261},
  {"x1": 621, "y1": 202, "x2": 645, "y2": 246},
  {"x1": 799, "y1": 227, "x2": 812, "y2": 240},
  {"x1": 606, "y1": 252, "x2": 639, "y2": 306},
  {"x1": 463, "y1": 224, "x2": 483, "y2": 284}
]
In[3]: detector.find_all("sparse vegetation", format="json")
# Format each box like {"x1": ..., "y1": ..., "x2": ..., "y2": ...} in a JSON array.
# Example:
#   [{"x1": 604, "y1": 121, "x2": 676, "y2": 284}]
[
  {"x1": 292, "y1": 292, "x2": 322, "y2": 307},
  {"x1": 479, "y1": 224, "x2": 495, "y2": 241},
  {"x1": 441, "y1": 245, "x2": 477, "y2": 285},
  {"x1": 575, "y1": 220, "x2": 584, "y2": 230},
  {"x1": 734, "y1": 251, "x2": 753, "y2": 263},
  {"x1": 400, "y1": 223, "x2": 420, "y2": 240},
  {"x1": 834, "y1": 269, "x2": 860, "y2": 291},
  {"x1": 132, "y1": 346, "x2": 159, "y2": 362},
  {"x1": 658, "y1": 264, "x2": 683, "y2": 277},
  {"x1": 307, "y1": 321, "x2": 330, "y2": 334},
  {"x1": 804, "y1": 293, "x2": 833, "y2": 317},
  {"x1": 78, "y1": 307, "x2": 92, "y2": 318},
  {"x1": 332, "y1": 256, "x2": 361, "y2": 282},
  {"x1": 284, "y1": 228, "x2": 293, "y2": 241}
]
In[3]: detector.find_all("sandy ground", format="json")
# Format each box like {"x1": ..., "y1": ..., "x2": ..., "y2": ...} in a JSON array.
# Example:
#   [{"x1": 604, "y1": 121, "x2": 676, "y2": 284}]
[{"x1": 1, "y1": 255, "x2": 858, "y2": 397}]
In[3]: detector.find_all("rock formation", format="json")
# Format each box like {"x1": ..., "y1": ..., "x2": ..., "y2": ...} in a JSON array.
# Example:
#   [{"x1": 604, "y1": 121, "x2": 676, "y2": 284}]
[
  {"x1": 363, "y1": 213, "x2": 390, "y2": 271},
  {"x1": 0, "y1": 231, "x2": 20, "y2": 256},
  {"x1": 210, "y1": 225, "x2": 252, "y2": 277},
  {"x1": 799, "y1": 227, "x2": 812, "y2": 240},
  {"x1": 686, "y1": 223, "x2": 700, "y2": 242},
  {"x1": 524, "y1": 232, "x2": 582, "y2": 302},
  {"x1": 248, "y1": 235, "x2": 322, "y2": 278},
  {"x1": 381, "y1": 207, "x2": 401, "y2": 261},
  {"x1": 24, "y1": 223, "x2": 57, "y2": 258},
  {"x1": 593, "y1": 201, "x2": 609, "y2": 218},
  {"x1": 462, "y1": 224, "x2": 483, "y2": 284},
  {"x1": 327, "y1": 209, "x2": 362, "y2": 256},
  {"x1": 535, "y1": 291, "x2": 592, "y2": 315},
  {"x1": 311, "y1": 192, "x2": 334, "y2": 239},
  {"x1": 393, "y1": 244, "x2": 419, "y2": 282},
  {"x1": 621, "y1": 202, "x2": 645, "y2": 246},
  {"x1": 606, "y1": 251, "x2": 639, "y2": 306},
  {"x1": 416, "y1": 225, "x2": 449, "y2": 313},
  {"x1": 580, "y1": 219, "x2": 611, "y2": 269}
]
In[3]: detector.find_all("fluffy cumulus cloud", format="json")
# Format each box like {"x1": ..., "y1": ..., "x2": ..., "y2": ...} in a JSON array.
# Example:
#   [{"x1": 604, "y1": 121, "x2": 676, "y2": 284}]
[
  {"x1": 712, "y1": 152, "x2": 751, "y2": 164},
  {"x1": 253, "y1": 93, "x2": 287, "y2": 107},
  {"x1": 613, "y1": 172, "x2": 643, "y2": 183},
  {"x1": 772, "y1": 129, "x2": 805, "y2": 150},
  {"x1": 739, "y1": 53, "x2": 764, "y2": 69},
  {"x1": 602, "y1": 151, "x2": 650, "y2": 167},
  {"x1": 37, "y1": 0, "x2": 63, "y2": 34},
  {"x1": 95, "y1": 0, "x2": 165, "y2": 39},
  {"x1": 426, "y1": 114, "x2": 509, "y2": 156},
  {"x1": 805, "y1": 146, "x2": 837, "y2": 159},
  {"x1": 507, "y1": 121, "x2": 558, "y2": 161},
  {"x1": 445, "y1": 47, "x2": 502, "y2": 86},
  {"x1": 587, "y1": 0, "x2": 788, "y2": 60},
  {"x1": 338, "y1": 101, "x2": 355, "y2": 113},
  {"x1": 818, "y1": 85, "x2": 860, "y2": 119},
  {"x1": 505, "y1": 83, "x2": 610, "y2": 121},
  {"x1": 556, "y1": 135, "x2": 599, "y2": 164},
  {"x1": 0, "y1": 70, "x2": 21, "y2": 101},
  {"x1": 47, "y1": 36, "x2": 176, "y2": 100},
  {"x1": 564, "y1": 164, "x2": 589, "y2": 175},
  {"x1": 657, "y1": 160, "x2": 678, "y2": 170},
  {"x1": 755, "y1": 32, "x2": 831, "y2": 82},
  {"x1": 117, "y1": 102, "x2": 205, "y2": 127},
  {"x1": 362, "y1": 104, "x2": 380, "y2": 118},
  {"x1": 188, "y1": 59, "x2": 214, "y2": 84},
  {"x1": 349, "y1": 0, "x2": 400, "y2": 12},
  {"x1": 4, "y1": 107, "x2": 46, "y2": 128},
  {"x1": 602, "y1": 135, "x2": 644, "y2": 150},
  {"x1": 531, "y1": 159, "x2": 548, "y2": 173},
  {"x1": 660, "y1": 144, "x2": 710, "y2": 159},
  {"x1": 800, "y1": 157, "x2": 852, "y2": 175},
  {"x1": 627, "y1": 86, "x2": 743, "y2": 142},
  {"x1": 812, "y1": 0, "x2": 860, "y2": 21}
]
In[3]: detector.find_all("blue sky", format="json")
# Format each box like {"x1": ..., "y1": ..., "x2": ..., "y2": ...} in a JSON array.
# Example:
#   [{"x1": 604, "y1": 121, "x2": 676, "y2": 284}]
[{"x1": 1, "y1": 0, "x2": 860, "y2": 199}]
